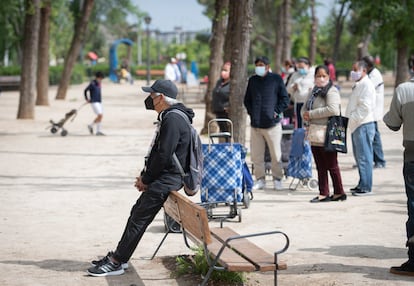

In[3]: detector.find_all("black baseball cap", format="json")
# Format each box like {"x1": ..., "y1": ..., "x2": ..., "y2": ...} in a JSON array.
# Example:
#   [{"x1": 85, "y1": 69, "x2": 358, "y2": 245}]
[
  {"x1": 142, "y1": 79, "x2": 178, "y2": 99},
  {"x1": 255, "y1": 56, "x2": 270, "y2": 65}
]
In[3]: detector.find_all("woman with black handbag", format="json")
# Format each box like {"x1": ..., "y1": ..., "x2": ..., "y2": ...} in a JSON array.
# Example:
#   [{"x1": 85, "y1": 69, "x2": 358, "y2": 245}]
[{"x1": 301, "y1": 65, "x2": 346, "y2": 203}]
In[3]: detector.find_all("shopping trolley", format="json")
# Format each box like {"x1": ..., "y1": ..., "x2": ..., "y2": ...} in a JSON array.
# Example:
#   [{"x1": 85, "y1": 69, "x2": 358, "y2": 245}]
[
  {"x1": 200, "y1": 119, "x2": 253, "y2": 222},
  {"x1": 286, "y1": 128, "x2": 318, "y2": 191}
]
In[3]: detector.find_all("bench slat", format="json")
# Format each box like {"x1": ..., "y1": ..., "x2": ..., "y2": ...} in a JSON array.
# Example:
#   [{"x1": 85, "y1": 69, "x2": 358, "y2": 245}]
[
  {"x1": 207, "y1": 237, "x2": 256, "y2": 272},
  {"x1": 164, "y1": 194, "x2": 180, "y2": 223},
  {"x1": 211, "y1": 227, "x2": 287, "y2": 271},
  {"x1": 168, "y1": 191, "x2": 212, "y2": 245}
]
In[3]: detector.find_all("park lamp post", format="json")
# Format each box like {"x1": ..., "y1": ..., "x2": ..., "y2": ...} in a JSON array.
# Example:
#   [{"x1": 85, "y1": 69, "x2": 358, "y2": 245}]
[{"x1": 144, "y1": 16, "x2": 152, "y2": 85}]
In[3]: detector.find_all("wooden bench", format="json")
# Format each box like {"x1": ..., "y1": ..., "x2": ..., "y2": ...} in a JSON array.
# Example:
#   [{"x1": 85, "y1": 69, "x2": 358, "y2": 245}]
[
  {"x1": 152, "y1": 191, "x2": 289, "y2": 286},
  {"x1": 0, "y1": 75, "x2": 21, "y2": 91},
  {"x1": 135, "y1": 69, "x2": 165, "y2": 77}
]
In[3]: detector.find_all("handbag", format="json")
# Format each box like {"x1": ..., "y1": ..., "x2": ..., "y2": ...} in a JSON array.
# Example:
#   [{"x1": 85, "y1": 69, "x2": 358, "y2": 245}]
[
  {"x1": 324, "y1": 112, "x2": 348, "y2": 153},
  {"x1": 307, "y1": 124, "x2": 327, "y2": 145}
]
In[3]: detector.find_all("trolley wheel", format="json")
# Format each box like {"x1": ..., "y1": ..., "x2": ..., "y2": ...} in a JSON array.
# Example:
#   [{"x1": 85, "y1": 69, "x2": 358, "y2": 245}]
[
  {"x1": 243, "y1": 191, "x2": 251, "y2": 209},
  {"x1": 51, "y1": 127, "x2": 58, "y2": 134},
  {"x1": 61, "y1": 129, "x2": 68, "y2": 136},
  {"x1": 307, "y1": 178, "x2": 319, "y2": 191},
  {"x1": 237, "y1": 208, "x2": 242, "y2": 222}
]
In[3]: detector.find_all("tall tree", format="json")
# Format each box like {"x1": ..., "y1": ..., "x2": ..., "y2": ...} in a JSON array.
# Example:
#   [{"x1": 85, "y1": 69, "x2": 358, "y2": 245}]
[
  {"x1": 55, "y1": 0, "x2": 94, "y2": 100},
  {"x1": 281, "y1": 0, "x2": 292, "y2": 64},
  {"x1": 36, "y1": 0, "x2": 51, "y2": 106},
  {"x1": 350, "y1": 0, "x2": 414, "y2": 85},
  {"x1": 332, "y1": 0, "x2": 350, "y2": 64},
  {"x1": 17, "y1": 0, "x2": 41, "y2": 119},
  {"x1": 308, "y1": 0, "x2": 317, "y2": 64},
  {"x1": 200, "y1": 0, "x2": 229, "y2": 135},
  {"x1": 228, "y1": 0, "x2": 254, "y2": 145}
]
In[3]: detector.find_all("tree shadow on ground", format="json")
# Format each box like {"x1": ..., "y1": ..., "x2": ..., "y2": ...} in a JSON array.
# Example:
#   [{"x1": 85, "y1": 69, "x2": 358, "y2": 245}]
[{"x1": 300, "y1": 244, "x2": 406, "y2": 260}]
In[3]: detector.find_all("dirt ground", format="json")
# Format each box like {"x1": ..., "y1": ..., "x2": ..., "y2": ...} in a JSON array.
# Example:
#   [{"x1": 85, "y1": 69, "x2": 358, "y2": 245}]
[{"x1": 1, "y1": 77, "x2": 413, "y2": 286}]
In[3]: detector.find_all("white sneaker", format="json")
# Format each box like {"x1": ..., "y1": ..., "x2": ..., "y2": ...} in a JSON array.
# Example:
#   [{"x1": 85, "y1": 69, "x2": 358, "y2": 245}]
[
  {"x1": 273, "y1": 179, "x2": 283, "y2": 190},
  {"x1": 253, "y1": 178, "x2": 266, "y2": 190}
]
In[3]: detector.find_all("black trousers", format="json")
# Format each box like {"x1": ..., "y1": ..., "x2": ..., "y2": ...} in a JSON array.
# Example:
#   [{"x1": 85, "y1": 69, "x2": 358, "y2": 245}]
[{"x1": 112, "y1": 188, "x2": 170, "y2": 263}]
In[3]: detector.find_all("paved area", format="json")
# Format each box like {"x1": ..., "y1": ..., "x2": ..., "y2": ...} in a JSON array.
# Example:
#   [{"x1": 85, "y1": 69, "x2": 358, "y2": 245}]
[{"x1": 0, "y1": 78, "x2": 413, "y2": 285}]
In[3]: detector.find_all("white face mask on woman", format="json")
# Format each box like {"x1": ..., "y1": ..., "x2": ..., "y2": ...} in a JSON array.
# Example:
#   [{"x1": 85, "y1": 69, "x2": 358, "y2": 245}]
[{"x1": 315, "y1": 77, "x2": 329, "y2": 87}]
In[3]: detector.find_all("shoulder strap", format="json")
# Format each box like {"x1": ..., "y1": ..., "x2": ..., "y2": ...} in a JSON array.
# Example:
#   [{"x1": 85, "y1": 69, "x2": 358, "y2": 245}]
[
  {"x1": 168, "y1": 109, "x2": 191, "y2": 176},
  {"x1": 168, "y1": 109, "x2": 191, "y2": 125}
]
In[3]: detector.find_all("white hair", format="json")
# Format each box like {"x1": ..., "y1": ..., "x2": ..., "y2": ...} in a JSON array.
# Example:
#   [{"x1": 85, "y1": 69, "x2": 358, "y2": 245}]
[{"x1": 164, "y1": 95, "x2": 179, "y2": 106}]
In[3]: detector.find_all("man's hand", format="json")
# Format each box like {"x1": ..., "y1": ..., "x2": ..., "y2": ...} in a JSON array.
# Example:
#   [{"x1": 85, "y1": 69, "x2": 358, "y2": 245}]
[{"x1": 134, "y1": 176, "x2": 147, "y2": 192}]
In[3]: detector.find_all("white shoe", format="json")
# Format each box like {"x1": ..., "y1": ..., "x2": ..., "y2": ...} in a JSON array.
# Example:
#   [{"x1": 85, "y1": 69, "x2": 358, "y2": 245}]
[
  {"x1": 253, "y1": 179, "x2": 266, "y2": 190},
  {"x1": 273, "y1": 179, "x2": 283, "y2": 190}
]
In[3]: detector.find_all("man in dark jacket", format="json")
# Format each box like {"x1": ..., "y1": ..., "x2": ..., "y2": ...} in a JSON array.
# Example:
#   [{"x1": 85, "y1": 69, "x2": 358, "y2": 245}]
[
  {"x1": 244, "y1": 56, "x2": 289, "y2": 191},
  {"x1": 87, "y1": 79, "x2": 194, "y2": 277}
]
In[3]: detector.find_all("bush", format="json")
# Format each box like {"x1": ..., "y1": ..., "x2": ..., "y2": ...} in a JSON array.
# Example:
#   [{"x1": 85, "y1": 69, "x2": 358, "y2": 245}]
[
  {"x1": 175, "y1": 246, "x2": 246, "y2": 285},
  {"x1": 49, "y1": 64, "x2": 86, "y2": 85},
  {"x1": 1, "y1": 64, "x2": 87, "y2": 86}
]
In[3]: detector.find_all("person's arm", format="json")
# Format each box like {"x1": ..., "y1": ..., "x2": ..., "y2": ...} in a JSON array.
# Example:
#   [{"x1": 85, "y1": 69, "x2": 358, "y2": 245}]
[
  {"x1": 243, "y1": 78, "x2": 253, "y2": 115},
  {"x1": 141, "y1": 115, "x2": 181, "y2": 185},
  {"x1": 84, "y1": 83, "x2": 91, "y2": 102},
  {"x1": 275, "y1": 78, "x2": 289, "y2": 115},
  {"x1": 383, "y1": 87, "x2": 403, "y2": 131}
]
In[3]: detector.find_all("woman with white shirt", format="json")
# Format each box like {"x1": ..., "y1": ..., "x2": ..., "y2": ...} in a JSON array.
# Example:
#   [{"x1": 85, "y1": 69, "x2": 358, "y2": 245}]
[{"x1": 287, "y1": 57, "x2": 315, "y2": 128}]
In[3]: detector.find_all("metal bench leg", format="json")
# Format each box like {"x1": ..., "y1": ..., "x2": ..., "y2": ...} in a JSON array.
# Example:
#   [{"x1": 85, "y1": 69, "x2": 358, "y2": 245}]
[
  {"x1": 200, "y1": 265, "x2": 215, "y2": 286},
  {"x1": 274, "y1": 253, "x2": 278, "y2": 286},
  {"x1": 151, "y1": 232, "x2": 169, "y2": 260}
]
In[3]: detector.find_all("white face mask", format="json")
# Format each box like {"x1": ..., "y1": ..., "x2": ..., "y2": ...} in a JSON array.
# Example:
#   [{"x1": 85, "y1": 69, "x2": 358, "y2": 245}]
[
  {"x1": 315, "y1": 77, "x2": 329, "y2": 87},
  {"x1": 350, "y1": 70, "x2": 362, "y2": 81},
  {"x1": 255, "y1": 66, "x2": 266, "y2": 77}
]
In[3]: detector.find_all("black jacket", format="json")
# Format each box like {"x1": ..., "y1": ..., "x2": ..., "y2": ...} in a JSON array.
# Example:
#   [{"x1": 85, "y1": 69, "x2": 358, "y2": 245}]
[
  {"x1": 141, "y1": 103, "x2": 194, "y2": 191},
  {"x1": 212, "y1": 78, "x2": 230, "y2": 114},
  {"x1": 244, "y1": 72, "x2": 289, "y2": 128}
]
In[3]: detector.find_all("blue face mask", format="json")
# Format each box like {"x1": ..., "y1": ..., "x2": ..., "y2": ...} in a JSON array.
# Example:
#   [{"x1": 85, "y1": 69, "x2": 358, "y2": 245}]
[
  {"x1": 298, "y1": 68, "x2": 307, "y2": 76},
  {"x1": 255, "y1": 66, "x2": 266, "y2": 77}
]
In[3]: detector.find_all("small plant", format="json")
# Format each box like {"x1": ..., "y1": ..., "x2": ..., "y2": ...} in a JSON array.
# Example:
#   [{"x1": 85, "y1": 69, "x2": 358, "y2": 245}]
[{"x1": 175, "y1": 246, "x2": 246, "y2": 284}]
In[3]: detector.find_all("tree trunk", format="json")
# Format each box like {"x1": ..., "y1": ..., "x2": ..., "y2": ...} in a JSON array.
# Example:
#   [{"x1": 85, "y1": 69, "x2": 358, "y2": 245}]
[
  {"x1": 17, "y1": 0, "x2": 40, "y2": 119},
  {"x1": 333, "y1": 2, "x2": 349, "y2": 64},
  {"x1": 308, "y1": 0, "x2": 317, "y2": 65},
  {"x1": 36, "y1": 0, "x2": 51, "y2": 106},
  {"x1": 281, "y1": 0, "x2": 292, "y2": 63},
  {"x1": 395, "y1": 36, "x2": 408, "y2": 87},
  {"x1": 55, "y1": 0, "x2": 94, "y2": 100},
  {"x1": 228, "y1": 0, "x2": 253, "y2": 145},
  {"x1": 274, "y1": 4, "x2": 283, "y2": 72},
  {"x1": 201, "y1": 0, "x2": 229, "y2": 135}
]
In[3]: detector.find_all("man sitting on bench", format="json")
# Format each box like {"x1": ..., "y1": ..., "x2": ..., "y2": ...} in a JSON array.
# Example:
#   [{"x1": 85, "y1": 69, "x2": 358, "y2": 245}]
[{"x1": 87, "y1": 79, "x2": 194, "y2": 277}]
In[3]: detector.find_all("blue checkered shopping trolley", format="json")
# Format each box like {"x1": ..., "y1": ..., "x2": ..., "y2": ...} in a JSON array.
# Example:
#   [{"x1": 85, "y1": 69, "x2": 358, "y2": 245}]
[{"x1": 200, "y1": 119, "x2": 253, "y2": 222}]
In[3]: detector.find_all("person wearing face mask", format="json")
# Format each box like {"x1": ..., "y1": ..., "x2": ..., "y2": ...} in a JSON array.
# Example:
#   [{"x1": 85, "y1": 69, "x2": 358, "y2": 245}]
[
  {"x1": 287, "y1": 57, "x2": 315, "y2": 128},
  {"x1": 244, "y1": 56, "x2": 289, "y2": 191},
  {"x1": 301, "y1": 65, "x2": 346, "y2": 202},
  {"x1": 362, "y1": 55, "x2": 386, "y2": 169},
  {"x1": 87, "y1": 79, "x2": 195, "y2": 277},
  {"x1": 212, "y1": 62, "x2": 231, "y2": 133},
  {"x1": 345, "y1": 61, "x2": 376, "y2": 196}
]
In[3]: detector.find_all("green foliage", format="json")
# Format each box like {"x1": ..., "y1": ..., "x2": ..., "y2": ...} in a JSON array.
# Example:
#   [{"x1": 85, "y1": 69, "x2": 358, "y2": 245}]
[
  {"x1": 49, "y1": 64, "x2": 85, "y2": 85},
  {"x1": 174, "y1": 246, "x2": 246, "y2": 284},
  {"x1": 0, "y1": 65, "x2": 21, "y2": 76}
]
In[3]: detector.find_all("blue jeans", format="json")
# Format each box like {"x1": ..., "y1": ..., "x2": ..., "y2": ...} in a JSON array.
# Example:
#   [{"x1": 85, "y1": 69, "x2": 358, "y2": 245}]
[
  {"x1": 373, "y1": 121, "x2": 386, "y2": 166},
  {"x1": 351, "y1": 122, "x2": 375, "y2": 191},
  {"x1": 404, "y1": 161, "x2": 414, "y2": 261}
]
